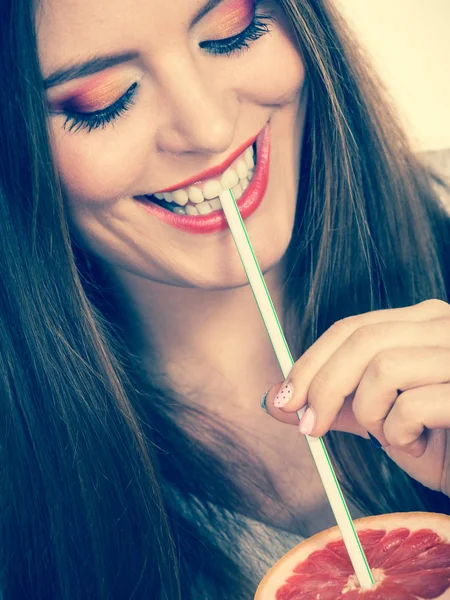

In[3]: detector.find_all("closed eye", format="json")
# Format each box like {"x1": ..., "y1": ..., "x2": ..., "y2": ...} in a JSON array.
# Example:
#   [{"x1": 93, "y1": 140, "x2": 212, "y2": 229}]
[
  {"x1": 57, "y1": 81, "x2": 139, "y2": 134},
  {"x1": 199, "y1": 13, "x2": 274, "y2": 56},
  {"x1": 52, "y1": 9, "x2": 274, "y2": 134}
]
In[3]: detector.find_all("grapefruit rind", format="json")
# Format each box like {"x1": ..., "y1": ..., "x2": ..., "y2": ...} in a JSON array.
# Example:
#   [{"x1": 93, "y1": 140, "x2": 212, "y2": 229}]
[{"x1": 255, "y1": 512, "x2": 450, "y2": 600}]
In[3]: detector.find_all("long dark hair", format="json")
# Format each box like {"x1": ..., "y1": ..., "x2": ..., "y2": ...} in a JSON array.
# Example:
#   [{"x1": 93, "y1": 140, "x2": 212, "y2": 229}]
[{"x1": 0, "y1": 0, "x2": 449, "y2": 598}]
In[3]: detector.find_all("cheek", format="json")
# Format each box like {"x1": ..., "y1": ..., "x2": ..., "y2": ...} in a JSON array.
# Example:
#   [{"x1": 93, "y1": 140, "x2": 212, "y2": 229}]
[
  {"x1": 237, "y1": 25, "x2": 306, "y2": 106},
  {"x1": 50, "y1": 117, "x2": 152, "y2": 204}
]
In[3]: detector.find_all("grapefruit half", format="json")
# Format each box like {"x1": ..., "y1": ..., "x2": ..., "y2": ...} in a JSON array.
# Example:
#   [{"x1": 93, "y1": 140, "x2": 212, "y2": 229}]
[{"x1": 255, "y1": 512, "x2": 450, "y2": 599}]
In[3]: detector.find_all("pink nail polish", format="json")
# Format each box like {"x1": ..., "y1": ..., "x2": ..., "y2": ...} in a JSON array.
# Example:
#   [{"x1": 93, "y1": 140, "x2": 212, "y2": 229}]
[
  {"x1": 273, "y1": 382, "x2": 293, "y2": 408},
  {"x1": 298, "y1": 407, "x2": 315, "y2": 435}
]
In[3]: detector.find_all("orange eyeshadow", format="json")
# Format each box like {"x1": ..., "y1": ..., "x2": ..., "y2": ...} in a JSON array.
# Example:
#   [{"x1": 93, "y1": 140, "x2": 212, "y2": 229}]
[
  {"x1": 213, "y1": 0, "x2": 254, "y2": 38},
  {"x1": 49, "y1": 72, "x2": 134, "y2": 113}
]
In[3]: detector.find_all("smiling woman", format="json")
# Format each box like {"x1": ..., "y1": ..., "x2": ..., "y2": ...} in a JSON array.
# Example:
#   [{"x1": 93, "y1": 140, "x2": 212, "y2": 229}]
[
  {"x1": 38, "y1": 0, "x2": 305, "y2": 289},
  {"x1": 1, "y1": 0, "x2": 450, "y2": 599}
]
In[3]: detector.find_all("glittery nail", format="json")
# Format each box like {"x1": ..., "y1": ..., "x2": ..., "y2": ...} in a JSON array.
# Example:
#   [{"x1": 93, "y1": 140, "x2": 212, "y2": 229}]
[
  {"x1": 260, "y1": 391, "x2": 269, "y2": 414},
  {"x1": 273, "y1": 382, "x2": 293, "y2": 408}
]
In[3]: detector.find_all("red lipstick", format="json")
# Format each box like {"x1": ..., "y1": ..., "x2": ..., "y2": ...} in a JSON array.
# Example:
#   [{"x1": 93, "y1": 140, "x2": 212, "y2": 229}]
[
  {"x1": 137, "y1": 123, "x2": 270, "y2": 234},
  {"x1": 155, "y1": 133, "x2": 260, "y2": 193}
]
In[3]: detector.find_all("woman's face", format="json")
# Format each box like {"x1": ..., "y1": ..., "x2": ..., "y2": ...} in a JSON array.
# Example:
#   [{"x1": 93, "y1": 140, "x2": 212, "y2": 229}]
[{"x1": 37, "y1": 0, "x2": 307, "y2": 289}]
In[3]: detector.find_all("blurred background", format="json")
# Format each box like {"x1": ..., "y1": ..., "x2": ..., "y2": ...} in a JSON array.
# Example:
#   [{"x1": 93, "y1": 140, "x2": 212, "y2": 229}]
[{"x1": 337, "y1": 0, "x2": 450, "y2": 158}]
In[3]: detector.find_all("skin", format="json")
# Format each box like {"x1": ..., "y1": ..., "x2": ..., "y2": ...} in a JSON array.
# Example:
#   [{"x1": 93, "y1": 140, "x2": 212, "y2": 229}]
[
  {"x1": 36, "y1": 0, "x2": 450, "y2": 530},
  {"x1": 266, "y1": 300, "x2": 450, "y2": 497},
  {"x1": 37, "y1": 0, "x2": 306, "y2": 289},
  {"x1": 37, "y1": 0, "x2": 333, "y2": 532}
]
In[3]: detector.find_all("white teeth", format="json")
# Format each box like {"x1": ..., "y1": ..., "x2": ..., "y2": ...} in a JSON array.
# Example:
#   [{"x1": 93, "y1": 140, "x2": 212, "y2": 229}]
[
  {"x1": 202, "y1": 180, "x2": 222, "y2": 200},
  {"x1": 196, "y1": 201, "x2": 213, "y2": 214},
  {"x1": 152, "y1": 143, "x2": 256, "y2": 216},
  {"x1": 188, "y1": 186, "x2": 204, "y2": 204},
  {"x1": 232, "y1": 183, "x2": 243, "y2": 200},
  {"x1": 172, "y1": 206, "x2": 187, "y2": 215},
  {"x1": 245, "y1": 147, "x2": 255, "y2": 169},
  {"x1": 209, "y1": 197, "x2": 222, "y2": 210},
  {"x1": 220, "y1": 168, "x2": 239, "y2": 190},
  {"x1": 172, "y1": 189, "x2": 189, "y2": 206},
  {"x1": 185, "y1": 205, "x2": 199, "y2": 215},
  {"x1": 235, "y1": 159, "x2": 248, "y2": 180}
]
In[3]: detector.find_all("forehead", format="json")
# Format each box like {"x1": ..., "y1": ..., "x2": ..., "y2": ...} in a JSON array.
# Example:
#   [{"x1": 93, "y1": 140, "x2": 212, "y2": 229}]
[{"x1": 36, "y1": 0, "x2": 219, "y2": 77}]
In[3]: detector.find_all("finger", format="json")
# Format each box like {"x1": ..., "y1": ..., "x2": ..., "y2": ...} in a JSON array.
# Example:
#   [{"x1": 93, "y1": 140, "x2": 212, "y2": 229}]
[
  {"x1": 264, "y1": 383, "x2": 299, "y2": 426},
  {"x1": 384, "y1": 429, "x2": 446, "y2": 492},
  {"x1": 327, "y1": 393, "x2": 369, "y2": 439},
  {"x1": 277, "y1": 301, "x2": 450, "y2": 414},
  {"x1": 298, "y1": 319, "x2": 450, "y2": 437},
  {"x1": 266, "y1": 379, "x2": 365, "y2": 427},
  {"x1": 266, "y1": 384, "x2": 370, "y2": 438},
  {"x1": 352, "y1": 347, "x2": 450, "y2": 447},
  {"x1": 384, "y1": 383, "x2": 450, "y2": 457}
]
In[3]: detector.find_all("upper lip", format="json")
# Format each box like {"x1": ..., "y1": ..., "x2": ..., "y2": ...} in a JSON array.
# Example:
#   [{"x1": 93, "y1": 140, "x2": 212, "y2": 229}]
[{"x1": 154, "y1": 133, "x2": 259, "y2": 194}]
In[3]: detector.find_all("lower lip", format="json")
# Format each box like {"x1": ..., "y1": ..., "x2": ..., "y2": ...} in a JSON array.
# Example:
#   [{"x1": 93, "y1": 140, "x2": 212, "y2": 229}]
[{"x1": 137, "y1": 124, "x2": 270, "y2": 234}]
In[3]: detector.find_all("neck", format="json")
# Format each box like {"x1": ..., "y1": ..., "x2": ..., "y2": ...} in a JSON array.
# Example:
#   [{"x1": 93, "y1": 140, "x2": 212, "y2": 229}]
[
  {"x1": 111, "y1": 262, "x2": 334, "y2": 528},
  {"x1": 114, "y1": 261, "x2": 286, "y2": 407}
]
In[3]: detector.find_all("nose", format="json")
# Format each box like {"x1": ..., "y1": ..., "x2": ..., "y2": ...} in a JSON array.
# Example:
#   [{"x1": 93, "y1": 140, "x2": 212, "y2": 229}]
[{"x1": 154, "y1": 58, "x2": 237, "y2": 156}]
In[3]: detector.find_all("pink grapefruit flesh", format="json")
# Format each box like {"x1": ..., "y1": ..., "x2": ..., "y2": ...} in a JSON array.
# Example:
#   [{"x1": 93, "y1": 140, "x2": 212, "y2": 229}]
[{"x1": 255, "y1": 512, "x2": 450, "y2": 600}]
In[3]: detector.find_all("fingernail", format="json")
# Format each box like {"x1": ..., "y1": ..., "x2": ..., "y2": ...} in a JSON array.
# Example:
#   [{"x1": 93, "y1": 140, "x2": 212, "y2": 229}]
[
  {"x1": 298, "y1": 406, "x2": 315, "y2": 435},
  {"x1": 368, "y1": 433, "x2": 382, "y2": 448},
  {"x1": 404, "y1": 440, "x2": 425, "y2": 458},
  {"x1": 274, "y1": 382, "x2": 294, "y2": 408},
  {"x1": 260, "y1": 391, "x2": 268, "y2": 414}
]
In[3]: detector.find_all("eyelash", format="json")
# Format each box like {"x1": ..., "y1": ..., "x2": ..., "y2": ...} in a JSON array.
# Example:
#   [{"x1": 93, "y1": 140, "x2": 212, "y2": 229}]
[
  {"x1": 62, "y1": 12, "x2": 274, "y2": 134},
  {"x1": 62, "y1": 81, "x2": 138, "y2": 133},
  {"x1": 199, "y1": 13, "x2": 274, "y2": 56}
]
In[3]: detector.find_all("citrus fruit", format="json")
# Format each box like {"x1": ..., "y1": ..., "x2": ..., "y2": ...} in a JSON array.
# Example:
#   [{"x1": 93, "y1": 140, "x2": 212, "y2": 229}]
[{"x1": 255, "y1": 512, "x2": 450, "y2": 599}]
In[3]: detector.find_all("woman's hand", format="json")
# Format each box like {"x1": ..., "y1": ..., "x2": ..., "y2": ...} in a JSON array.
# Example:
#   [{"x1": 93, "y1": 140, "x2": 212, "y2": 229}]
[{"x1": 264, "y1": 299, "x2": 450, "y2": 496}]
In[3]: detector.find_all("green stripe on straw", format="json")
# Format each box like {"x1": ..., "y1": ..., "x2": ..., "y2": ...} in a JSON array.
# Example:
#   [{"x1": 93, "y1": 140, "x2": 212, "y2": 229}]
[{"x1": 220, "y1": 189, "x2": 374, "y2": 589}]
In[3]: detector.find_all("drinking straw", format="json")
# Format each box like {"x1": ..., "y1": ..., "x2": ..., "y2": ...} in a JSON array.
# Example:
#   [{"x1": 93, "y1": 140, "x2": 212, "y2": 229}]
[{"x1": 219, "y1": 189, "x2": 375, "y2": 589}]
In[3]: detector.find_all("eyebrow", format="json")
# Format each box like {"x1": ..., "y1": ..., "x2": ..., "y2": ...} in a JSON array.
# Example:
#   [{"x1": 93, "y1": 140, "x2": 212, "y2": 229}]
[
  {"x1": 43, "y1": 52, "x2": 139, "y2": 89},
  {"x1": 43, "y1": 0, "x2": 225, "y2": 89}
]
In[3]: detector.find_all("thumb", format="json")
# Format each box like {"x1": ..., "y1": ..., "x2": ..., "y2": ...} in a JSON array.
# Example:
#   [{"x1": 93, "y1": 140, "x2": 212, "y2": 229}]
[
  {"x1": 263, "y1": 382, "x2": 299, "y2": 426},
  {"x1": 264, "y1": 385, "x2": 369, "y2": 440}
]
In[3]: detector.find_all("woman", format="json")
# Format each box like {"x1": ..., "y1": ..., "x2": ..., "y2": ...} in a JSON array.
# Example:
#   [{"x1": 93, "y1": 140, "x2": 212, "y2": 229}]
[{"x1": 1, "y1": 0, "x2": 450, "y2": 597}]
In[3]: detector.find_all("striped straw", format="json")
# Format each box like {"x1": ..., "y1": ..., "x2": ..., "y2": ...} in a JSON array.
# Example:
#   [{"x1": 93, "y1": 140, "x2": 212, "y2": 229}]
[{"x1": 219, "y1": 189, "x2": 374, "y2": 589}]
